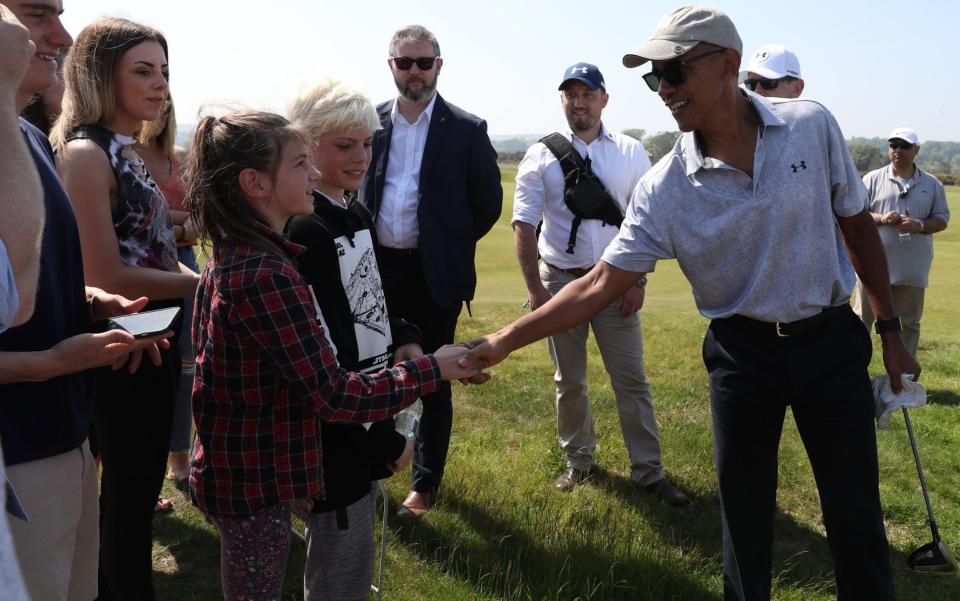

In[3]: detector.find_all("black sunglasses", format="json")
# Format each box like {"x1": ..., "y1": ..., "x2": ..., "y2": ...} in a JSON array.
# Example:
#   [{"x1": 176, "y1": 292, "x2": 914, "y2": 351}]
[
  {"x1": 743, "y1": 78, "x2": 783, "y2": 92},
  {"x1": 889, "y1": 141, "x2": 915, "y2": 150},
  {"x1": 391, "y1": 56, "x2": 438, "y2": 71},
  {"x1": 642, "y1": 48, "x2": 725, "y2": 92}
]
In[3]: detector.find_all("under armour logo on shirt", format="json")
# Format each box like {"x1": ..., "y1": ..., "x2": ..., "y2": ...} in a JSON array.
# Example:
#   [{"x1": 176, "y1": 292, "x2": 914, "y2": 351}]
[
  {"x1": 791, "y1": 161, "x2": 807, "y2": 173},
  {"x1": 570, "y1": 66, "x2": 588, "y2": 75}
]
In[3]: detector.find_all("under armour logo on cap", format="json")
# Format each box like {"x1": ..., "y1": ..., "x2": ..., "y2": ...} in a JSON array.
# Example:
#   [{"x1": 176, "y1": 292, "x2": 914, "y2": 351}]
[
  {"x1": 558, "y1": 62, "x2": 607, "y2": 92},
  {"x1": 739, "y1": 44, "x2": 802, "y2": 83}
]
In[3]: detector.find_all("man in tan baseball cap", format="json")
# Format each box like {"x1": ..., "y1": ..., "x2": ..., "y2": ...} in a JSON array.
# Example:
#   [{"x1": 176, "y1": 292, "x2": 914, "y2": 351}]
[
  {"x1": 463, "y1": 6, "x2": 913, "y2": 599},
  {"x1": 614, "y1": 5, "x2": 908, "y2": 601}
]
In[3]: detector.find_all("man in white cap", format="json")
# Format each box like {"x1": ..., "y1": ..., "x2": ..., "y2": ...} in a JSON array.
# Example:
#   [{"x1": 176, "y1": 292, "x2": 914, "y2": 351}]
[
  {"x1": 512, "y1": 62, "x2": 688, "y2": 505},
  {"x1": 854, "y1": 127, "x2": 950, "y2": 356},
  {"x1": 737, "y1": 43, "x2": 804, "y2": 98},
  {"x1": 462, "y1": 5, "x2": 917, "y2": 601}
]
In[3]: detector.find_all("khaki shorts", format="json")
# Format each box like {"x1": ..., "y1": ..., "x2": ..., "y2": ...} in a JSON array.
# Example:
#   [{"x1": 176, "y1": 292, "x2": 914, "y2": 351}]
[{"x1": 6, "y1": 440, "x2": 99, "y2": 601}]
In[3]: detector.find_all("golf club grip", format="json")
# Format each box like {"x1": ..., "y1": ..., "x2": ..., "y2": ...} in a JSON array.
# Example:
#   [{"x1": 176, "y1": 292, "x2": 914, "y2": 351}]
[{"x1": 902, "y1": 407, "x2": 941, "y2": 540}]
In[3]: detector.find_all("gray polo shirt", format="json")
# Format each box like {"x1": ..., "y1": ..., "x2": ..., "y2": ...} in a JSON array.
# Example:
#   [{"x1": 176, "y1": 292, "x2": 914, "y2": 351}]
[
  {"x1": 862, "y1": 165, "x2": 949, "y2": 288},
  {"x1": 602, "y1": 93, "x2": 867, "y2": 323}
]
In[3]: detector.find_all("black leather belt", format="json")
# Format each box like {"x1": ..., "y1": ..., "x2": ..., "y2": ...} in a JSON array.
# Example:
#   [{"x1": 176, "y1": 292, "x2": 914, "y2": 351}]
[
  {"x1": 380, "y1": 246, "x2": 419, "y2": 257},
  {"x1": 723, "y1": 305, "x2": 849, "y2": 338},
  {"x1": 543, "y1": 261, "x2": 594, "y2": 278}
]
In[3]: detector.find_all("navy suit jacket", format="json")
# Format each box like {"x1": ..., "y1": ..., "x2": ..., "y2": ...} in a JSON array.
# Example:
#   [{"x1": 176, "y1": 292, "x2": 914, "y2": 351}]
[{"x1": 360, "y1": 94, "x2": 502, "y2": 307}]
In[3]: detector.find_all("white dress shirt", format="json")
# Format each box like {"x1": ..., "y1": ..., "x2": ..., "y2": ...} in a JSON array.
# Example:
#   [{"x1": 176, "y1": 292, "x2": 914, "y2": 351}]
[
  {"x1": 376, "y1": 94, "x2": 438, "y2": 249},
  {"x1": 513, "y1": 125, "x2": 651, "y2": 268}
]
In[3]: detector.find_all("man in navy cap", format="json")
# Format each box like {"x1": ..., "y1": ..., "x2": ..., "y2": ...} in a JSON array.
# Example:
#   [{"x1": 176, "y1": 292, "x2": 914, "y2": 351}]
[{"x1": 511, "y1": 62, "x2": 688, "y2": 505}]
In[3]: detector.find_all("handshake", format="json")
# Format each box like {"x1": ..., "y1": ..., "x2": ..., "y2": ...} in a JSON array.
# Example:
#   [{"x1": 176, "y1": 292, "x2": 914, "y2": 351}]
[{"x1": 430, "y1": 334, "x2": 511, "y2": 385}]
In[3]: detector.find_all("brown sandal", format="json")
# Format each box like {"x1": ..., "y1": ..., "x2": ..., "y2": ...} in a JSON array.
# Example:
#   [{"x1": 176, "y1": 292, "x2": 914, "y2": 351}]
[{"x1": 154, "y1": 497, "x2": 174, "y2": 513}]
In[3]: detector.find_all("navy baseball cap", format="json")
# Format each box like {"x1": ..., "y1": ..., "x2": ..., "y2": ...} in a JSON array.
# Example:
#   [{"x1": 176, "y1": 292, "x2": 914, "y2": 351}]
[{"x1": 558, "y1": 63, "x2": 606, "y2": 92}]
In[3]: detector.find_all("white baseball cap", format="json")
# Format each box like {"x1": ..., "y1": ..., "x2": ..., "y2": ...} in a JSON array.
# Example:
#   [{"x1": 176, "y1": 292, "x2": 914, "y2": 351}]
[
  {"x1": 887, "y1": 127, "x2": 919, "y2": 145},
  {"x1": 737, "y1": 44, "x2": 802, "y2": 83}
]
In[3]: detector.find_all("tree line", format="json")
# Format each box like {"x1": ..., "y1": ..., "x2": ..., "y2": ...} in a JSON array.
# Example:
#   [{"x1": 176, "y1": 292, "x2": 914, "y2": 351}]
[{"x1": 496, "y1": 131, "x2": 960, "y2": 185}]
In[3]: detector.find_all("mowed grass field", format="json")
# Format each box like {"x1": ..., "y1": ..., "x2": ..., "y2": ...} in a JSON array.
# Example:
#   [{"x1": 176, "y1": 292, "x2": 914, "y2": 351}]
[{"x1": 153, "y1": 169, "x2": 960, "y2": 600}]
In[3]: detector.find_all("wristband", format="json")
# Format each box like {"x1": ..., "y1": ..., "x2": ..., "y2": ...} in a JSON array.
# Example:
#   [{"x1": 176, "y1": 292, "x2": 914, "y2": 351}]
[
  {"x1": 918, "y1": 220, "x2": 924, "y2": 233},
  {"x1": 635, "y1": 275, "x2": 648, "y2": 288},
  {"x1": 874, "y1": 316, "x2": 902, "y2": 335}
]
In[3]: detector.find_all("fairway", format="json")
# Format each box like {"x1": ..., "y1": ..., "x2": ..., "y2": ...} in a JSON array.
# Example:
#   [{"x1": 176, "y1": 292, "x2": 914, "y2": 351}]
[{"x1": 153, "y1": 172, "x2": 960, "y2": 600}]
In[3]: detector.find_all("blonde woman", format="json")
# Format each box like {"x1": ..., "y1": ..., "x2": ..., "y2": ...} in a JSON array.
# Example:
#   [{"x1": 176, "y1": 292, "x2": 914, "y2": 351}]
[{"x1": 53, "y1": 17, "x2": 198, "y2": 601}]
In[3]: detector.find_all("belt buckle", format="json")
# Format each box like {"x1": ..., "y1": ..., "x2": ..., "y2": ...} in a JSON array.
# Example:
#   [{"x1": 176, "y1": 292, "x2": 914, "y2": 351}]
[{"x1": 775, "y1": 322, "x2": 789, "y2": 337}]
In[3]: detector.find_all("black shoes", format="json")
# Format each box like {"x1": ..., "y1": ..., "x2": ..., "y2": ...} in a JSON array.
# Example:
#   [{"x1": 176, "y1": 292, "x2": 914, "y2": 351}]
[{"x1": 642, "y1": 477, "x2": 690, "y2": 508}]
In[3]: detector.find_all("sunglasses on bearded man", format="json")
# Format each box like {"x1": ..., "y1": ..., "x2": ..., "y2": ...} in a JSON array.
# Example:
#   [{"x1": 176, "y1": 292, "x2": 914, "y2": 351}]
[{"x1": 391, "y1": 56, "x2": 439, "y2": 71}]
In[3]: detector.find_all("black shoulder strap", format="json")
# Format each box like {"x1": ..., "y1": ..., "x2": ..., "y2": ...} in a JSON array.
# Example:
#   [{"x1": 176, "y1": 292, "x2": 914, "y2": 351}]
[
  {"x1": 539, "y1": 132, "x2": 586, "y2": 184},
  {"x1": 539, "y1": 133, "x2": 588, "y2": 254}
]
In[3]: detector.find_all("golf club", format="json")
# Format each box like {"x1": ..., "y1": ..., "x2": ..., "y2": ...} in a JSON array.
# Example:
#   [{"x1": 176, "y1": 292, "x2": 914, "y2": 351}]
[{"x1": 901, "y1": 407, "x2": 959, "y2": 575}]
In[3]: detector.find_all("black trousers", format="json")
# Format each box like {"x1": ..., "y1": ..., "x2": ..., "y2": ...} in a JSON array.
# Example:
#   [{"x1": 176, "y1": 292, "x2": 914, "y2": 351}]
[
  {"x1": 703, "y1": 305, "x2": 893, "y2": 601},
  {"x1": 94, "y1": 309, "x2": 181, "y2": 601},
  {"x1": 378, "y1": 248, "x2": 462, "y2": 494}
]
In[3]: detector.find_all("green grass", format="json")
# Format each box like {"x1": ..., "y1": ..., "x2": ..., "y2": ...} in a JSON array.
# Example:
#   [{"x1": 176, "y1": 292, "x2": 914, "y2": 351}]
[{"x1": 154, "y1": 175, "x2": 960, "y2": 600}]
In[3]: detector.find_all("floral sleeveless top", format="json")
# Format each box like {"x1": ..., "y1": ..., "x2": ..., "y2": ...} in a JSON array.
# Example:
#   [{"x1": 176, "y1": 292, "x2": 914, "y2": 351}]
[{"x1": 66, "y1": 125, "x2": 179, "y2": 272}]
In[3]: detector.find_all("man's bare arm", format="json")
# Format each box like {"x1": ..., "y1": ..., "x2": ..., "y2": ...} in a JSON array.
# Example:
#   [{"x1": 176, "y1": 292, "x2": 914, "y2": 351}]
[
  {"x1": 837, "y1": 209, "x2": 920, "y2": 389},
  {"x1": 464, "y1": 261, "x2": 640, "y2": 368},
  {"x1": 514, "y1": 222, "x2": 551, "y2": 310},
  {"x1": 0, "y1": 6, "x2": 44, "y2": 326}
]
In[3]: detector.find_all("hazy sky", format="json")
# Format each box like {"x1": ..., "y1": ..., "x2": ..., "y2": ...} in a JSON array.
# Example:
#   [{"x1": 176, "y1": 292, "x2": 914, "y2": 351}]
[{"x1": 60, "y1": 0, "x2": 958, "y2": 141}]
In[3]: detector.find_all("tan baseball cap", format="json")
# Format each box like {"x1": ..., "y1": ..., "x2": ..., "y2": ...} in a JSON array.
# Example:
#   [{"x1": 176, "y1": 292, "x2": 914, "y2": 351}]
[{"x1": 623, "y1": 5, "x2": 743, "y2": 68}]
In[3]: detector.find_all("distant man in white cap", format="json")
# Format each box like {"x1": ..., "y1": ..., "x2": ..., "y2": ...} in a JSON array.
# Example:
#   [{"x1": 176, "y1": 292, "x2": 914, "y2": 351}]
[
  {"x1": 512, "y1": 62, "x2": 688, "y2": 505},
  {"x1": 461, "y1": 5, "x2": 917, "y2": 601},
  {"x1": 854, "y1": 127, "x2": 950, "y2": 356},
  {"x1": 738, "y1": 43, "x2": 804, "y2": 98}
]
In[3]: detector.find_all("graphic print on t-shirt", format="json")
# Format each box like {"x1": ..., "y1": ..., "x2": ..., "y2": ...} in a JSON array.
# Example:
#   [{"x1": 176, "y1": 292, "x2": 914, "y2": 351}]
[
  {"x1": 335, "y1": 229, "x2": 392, "y2": 372},
  {"x1": 346, "y1": 247, "x2": 388, "y2": 335}
]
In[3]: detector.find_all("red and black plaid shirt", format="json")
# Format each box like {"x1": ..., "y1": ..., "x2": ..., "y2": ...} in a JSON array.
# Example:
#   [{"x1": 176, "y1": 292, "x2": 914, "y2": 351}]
[{"x1": 189, "y1": 224, "x2": 439, "y2": 517}]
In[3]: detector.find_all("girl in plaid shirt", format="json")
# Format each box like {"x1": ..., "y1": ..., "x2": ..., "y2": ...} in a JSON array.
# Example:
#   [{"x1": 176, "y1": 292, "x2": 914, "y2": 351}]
[{"x1": 185, "y1": 111, "x2": 477, "y2": 600}]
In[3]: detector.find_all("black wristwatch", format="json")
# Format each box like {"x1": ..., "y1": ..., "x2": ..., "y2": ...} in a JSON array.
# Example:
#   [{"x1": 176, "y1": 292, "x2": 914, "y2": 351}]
[
  {"x1": 874, "y1": 316, "x2": 903, "y2": 335},
  {"x1": 635, "y1": 275, "x2": 648, "y2": 288}
]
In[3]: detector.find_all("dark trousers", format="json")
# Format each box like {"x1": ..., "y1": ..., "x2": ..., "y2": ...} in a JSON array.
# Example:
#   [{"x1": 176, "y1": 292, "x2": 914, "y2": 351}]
[
  {"x1": 702, "y1": 305, "x2": 893, "y2": 601},
  {"x1": 94, "y1": 330, "x2": 180, "y2": 600},
  {"x1": 379, "y1": 248, "x2": 462, "y2": 494}
]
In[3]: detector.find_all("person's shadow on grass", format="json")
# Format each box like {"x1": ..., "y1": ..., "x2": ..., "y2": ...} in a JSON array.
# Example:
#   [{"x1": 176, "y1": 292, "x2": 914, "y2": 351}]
[
  {"x1": 596, "y1": 470, "x2": 960, "y2": 601},
  {"x1": 389, "y1": 480, "x2": 722, "y2": 601}
]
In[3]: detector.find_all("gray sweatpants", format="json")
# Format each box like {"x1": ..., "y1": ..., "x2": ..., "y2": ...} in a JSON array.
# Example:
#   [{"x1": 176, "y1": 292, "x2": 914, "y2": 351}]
[{"x1": 303, "y1": 488, "x2": 376, "y2": 601}]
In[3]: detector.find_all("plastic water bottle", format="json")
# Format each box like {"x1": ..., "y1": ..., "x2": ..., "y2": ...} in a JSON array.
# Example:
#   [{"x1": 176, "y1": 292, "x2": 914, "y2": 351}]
[
  {"x1": 394, "y1": 398, "x2": 422, "y2": 441},
  {"x1": 899, "y1": 211, "x2": 911, "y2": 243}
]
